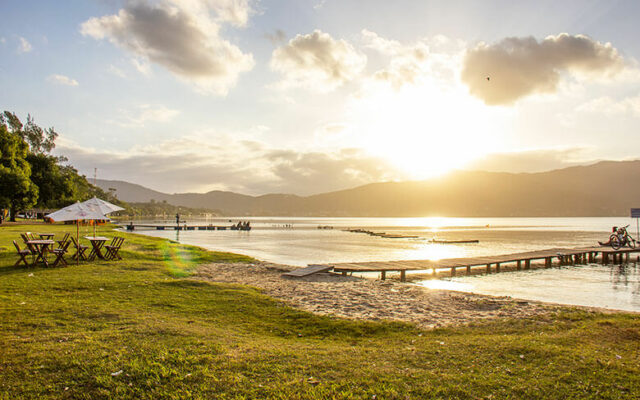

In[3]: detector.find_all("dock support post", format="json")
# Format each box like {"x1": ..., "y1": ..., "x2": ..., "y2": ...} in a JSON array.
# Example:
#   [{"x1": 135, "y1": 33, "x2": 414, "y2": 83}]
[
  {"x1": 400, "y1": 270, "x2": 406, "y2": 282},
  {"x1": 517, "y1": 260, "x2": 522, "y2": 270},
  {"x1": 466, "y1": 265, "x2": 471, "y2": 275},
  {"x1": 381, "y1": 271, "x2": 386, "y2": 280},
  {"x1": 341, "y1": 271, "x2": 347, "y2": 276},
  {"x1": 603, "y1": 253, "x2": 608, "y2": 264},
  {"x1": 486, "y1": 264, "x2": 491, "y2": 273},
  {"x1": 588, "y1": 252, "x2": 594, "y2": 263},
  {"x1": 451, "y1": 266, "x2": 456, "y2": 276},
  {"x1": 496, "y1": 263, "x2": 501, "y2": 272},
  {"x1": 525, "y1": 260, "x2": 531, "y2": 270},
  {"x1": 626, "y1": 253, "x2": 630, "y2": 262},
  {"x1": 545, "y1": 257, "x2": 551, "y2": 268}
]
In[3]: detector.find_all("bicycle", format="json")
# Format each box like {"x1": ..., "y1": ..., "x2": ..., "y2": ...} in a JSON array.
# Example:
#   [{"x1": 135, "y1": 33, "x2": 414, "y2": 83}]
[{"x1": 609, "y1": 225, "x2": 637, "y2": 250}]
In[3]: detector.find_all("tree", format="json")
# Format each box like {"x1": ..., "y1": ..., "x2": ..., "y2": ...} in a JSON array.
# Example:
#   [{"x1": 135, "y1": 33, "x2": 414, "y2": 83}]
[
  {"x1": 26, "y1": 152, "x2": 77, "y2": 208},
  {"x1": 3, "y1": 111, "x2": 58, "y2": 154},
  {"x1": 1, "y1": 110, "x2": 127, "y2": 218},
  {"x1": 0, "y1": 121, "x2": 38, "y2": 221}
]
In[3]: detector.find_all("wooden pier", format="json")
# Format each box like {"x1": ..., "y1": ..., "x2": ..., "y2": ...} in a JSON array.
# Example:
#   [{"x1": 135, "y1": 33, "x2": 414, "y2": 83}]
[
  {"x1": 307, "y1": 246, "x2": 640, "y2": 282},
  {"x1": 121, "y1": 224, "x2": 250, "y2": 231}
]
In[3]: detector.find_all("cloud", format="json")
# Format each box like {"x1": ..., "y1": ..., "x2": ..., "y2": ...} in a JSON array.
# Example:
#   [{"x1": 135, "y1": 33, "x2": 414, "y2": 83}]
[
  {"x1": 131, "y1": 58, "x2": 152, "y2": 76},
  {"x1": 109, "y1": 104, "x2": 180, "y2": 128},
  {"x1": 270, "y1": 30, "x2": 367, "y2": 92},
  {"x1": 313, "y1": 0, "x2": 327, "y2": 10},
  {"x1": 361, "y1": 30, "x2": 465, "y2": 90},
  {"x1": 465, "y1": 147, "x2": 597, "y2": 173},
  {"x1": 108, "y1": 64, "x2": 127, "y2": 78},
  {"x1": 47, "y1": 74, "x2": 79, "y2": 86},
  {"x1": 57, "y1": 135, "x2": 403, "y2": 195},
  {"x1": 17, "y1": 36, "x2": 32, "y2": 53},
  {"x1": 461, "y1": 33, "x2": 624, "y2": 105},
  {"x1": 80, "y1": 0, "x2": 254, "y2": 95},
  {"x1": 577, "y1": 94, "x2": 640, "y2": 117}
]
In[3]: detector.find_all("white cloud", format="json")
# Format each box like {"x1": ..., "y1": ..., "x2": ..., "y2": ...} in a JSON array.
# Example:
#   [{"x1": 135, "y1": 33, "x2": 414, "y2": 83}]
[
  {"x1": 577, "y1": 94, "x2": 640, "y2": 117},
  {"x1": 80, "y1": 0, "x2": 254, "y2": 95},
  {"x1": 270, "y1": 30, "x2": 367, "y2": 92},
  {"x1": 360, "y1": 30, "x2": 465, "y2": 90},
  {"x1": 110, "y1": 104, "x2": 181, "y2": 128},
  {"x1": 47, "y1": 74, "x2": 79, "y2": 86},
  {"x1": 131, "y1": 58, "x2": 152, "y2": 76},
  {"x1": 17, "y1": 36, "x2": 32, "y2": 53},
  {"x1": 57, "y1": 134, "x2": 403, "y2": 195},
  {"x1": 108, "y1": 64, "x2": 127, "y2": 78},
  {"x1": 461, "y1": 33, "x2": 624, "y2": 105},
  {"x1": 313, "y1": 0, "x2": 327, "y2": 10}
]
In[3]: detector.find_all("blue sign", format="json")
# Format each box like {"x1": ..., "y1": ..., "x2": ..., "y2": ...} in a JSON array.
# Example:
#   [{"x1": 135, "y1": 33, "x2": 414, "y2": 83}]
[{"x1": 632, "y1": 208, "x2": 640, "y2": 218}]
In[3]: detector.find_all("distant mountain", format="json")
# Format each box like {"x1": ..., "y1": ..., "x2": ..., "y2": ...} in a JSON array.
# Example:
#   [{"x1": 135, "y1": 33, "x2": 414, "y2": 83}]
[
  {"x1": 96, "y1": 179, "x2": 172, "y2": 203},
  {"x1": 96, "y1": 160, "x2": 640, "y2": 217}
]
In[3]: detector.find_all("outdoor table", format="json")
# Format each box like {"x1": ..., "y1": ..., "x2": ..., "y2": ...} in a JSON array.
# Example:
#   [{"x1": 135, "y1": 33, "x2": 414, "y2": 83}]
[
  {"x1": 26, "y1": 240, "x2": 55, "y2": 267},
  {"x1": 85, "y1": 236, "x2": 109, "y2": 261},
  {"x1": 38, "y1": 233, "x2": 55, "y2": 240}
]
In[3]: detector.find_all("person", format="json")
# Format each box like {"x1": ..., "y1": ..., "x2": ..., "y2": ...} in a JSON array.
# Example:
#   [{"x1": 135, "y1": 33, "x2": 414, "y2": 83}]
[
  {"x1": 598, "y1": 226, "x2": 618, "y2": 246},
  {"x1": 175, "y1": 213, "x2": 180, "y2": 225}
]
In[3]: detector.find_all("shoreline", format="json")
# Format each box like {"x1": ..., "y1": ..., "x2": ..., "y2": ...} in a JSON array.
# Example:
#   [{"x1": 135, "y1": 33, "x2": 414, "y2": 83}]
[{"x1": 195, "y1": 261, "x2": 571, "y2": 329}]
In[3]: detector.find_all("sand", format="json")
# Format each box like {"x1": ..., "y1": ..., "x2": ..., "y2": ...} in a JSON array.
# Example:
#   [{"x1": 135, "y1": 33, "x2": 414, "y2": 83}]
[{"x1": 196, "y1": 262, "x2": 560, "y2": 329}]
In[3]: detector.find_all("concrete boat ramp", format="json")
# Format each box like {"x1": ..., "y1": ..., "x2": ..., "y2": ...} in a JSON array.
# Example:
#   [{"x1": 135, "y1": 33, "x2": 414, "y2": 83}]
[{"x1": 283, "y1": 246, "x2": 640, "y2": 282}]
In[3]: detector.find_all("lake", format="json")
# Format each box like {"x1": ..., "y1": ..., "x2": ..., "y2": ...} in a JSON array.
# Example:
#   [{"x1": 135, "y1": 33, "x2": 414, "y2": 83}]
[{"x1": 125, "y1": 216, "x2": 640, "y2": 311}]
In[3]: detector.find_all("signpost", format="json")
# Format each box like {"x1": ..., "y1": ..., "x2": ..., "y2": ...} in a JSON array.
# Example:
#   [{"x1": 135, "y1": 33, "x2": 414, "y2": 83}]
[{"x1": 631, "y1": 208, "x2": 640, "y2": 239}]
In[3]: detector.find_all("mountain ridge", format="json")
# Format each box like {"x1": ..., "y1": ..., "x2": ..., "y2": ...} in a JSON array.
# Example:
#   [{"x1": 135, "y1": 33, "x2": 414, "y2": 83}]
[{"x1": 96, "y1": 160, "x2": 640, "y2": 217}]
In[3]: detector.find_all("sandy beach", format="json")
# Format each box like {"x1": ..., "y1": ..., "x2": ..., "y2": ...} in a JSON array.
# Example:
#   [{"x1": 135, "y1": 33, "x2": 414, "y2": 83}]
[{"x1": 196, "y1": 261, "x2": 561, "y2": 329}]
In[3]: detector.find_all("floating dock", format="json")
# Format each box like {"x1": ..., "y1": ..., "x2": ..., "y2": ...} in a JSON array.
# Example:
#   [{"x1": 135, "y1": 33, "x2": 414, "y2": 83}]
[{"x1": 303, "y1": 246, "x2": 640, "y2": 282}]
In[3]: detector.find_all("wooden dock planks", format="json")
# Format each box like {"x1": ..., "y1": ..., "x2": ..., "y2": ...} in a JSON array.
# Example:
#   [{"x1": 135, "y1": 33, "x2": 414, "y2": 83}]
[
  {"x1": 321, "y1": 246, "x2": 640, "y2": 280},
  {"x1": 283, "y1": 264, "x2": 334, "y2": 277}
]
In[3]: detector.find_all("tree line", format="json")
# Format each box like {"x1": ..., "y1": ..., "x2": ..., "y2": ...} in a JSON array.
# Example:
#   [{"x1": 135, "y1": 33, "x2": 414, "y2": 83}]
[{"x1": 0, "y1": 111, "x2": 121, "y2": 222}]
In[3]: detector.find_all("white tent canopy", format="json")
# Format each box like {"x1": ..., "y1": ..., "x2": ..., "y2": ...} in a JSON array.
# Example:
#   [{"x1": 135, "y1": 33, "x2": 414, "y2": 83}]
[
  {"x1": 80, "y1": 197, "x2": 124, "y2": 215},
  {"x1": 46, "y1": 202, "x2": 109, "y2": 222}
]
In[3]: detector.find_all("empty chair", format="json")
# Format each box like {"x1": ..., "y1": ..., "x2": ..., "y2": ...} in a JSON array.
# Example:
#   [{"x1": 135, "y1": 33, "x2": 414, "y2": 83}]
[
  {"x1": 56, "y1": 233, "x2": 70, "y2": 249},
  {"x1": 105, "y1": 237, "x2": 125, "y2": 260},
  {"x1": 52, "y1": 240, "x2": 72, "y2": 267},
  {"x1": 20, "y1": 233, "x2": 37, "y2": 253},
  {"x1": 13, "y1": 241, "x2": 32, "y2": 267},
  {"x1": 70, "y1": 236, "x2": 88, "y2": 261}
]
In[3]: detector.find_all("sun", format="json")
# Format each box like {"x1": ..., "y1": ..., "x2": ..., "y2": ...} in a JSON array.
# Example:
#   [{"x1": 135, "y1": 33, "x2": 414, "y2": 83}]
[{"x1": 348, "y1": 78, "x2": 511, "y2": 179}]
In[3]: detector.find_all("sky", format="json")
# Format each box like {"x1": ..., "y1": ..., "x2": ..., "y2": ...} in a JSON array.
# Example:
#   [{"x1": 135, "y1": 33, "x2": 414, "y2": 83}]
[{"x1": 2, "y1": 0, "x2": 640, "y2": 196}]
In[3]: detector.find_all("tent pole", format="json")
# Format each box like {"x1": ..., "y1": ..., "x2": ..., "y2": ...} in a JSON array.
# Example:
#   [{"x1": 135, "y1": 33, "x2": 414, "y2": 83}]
[{"x1": 77, "y1": 221, "x2": 79, "y2": 266}]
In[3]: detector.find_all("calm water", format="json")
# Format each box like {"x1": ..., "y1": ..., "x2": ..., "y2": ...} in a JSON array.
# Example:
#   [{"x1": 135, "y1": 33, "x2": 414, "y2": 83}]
[{"x1": 126, "y1": 217, "x2": 640, "y2": 311}]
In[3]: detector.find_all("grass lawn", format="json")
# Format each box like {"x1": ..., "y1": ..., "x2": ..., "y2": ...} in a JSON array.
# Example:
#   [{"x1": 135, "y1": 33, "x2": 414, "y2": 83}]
[{"x1": 1, "y1": 223, "x2": 639, "y2": 399}]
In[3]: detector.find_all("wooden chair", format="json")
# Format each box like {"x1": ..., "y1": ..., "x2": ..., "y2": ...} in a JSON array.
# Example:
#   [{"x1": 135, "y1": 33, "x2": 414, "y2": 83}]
[
  {"x1": 20, "y1": 233, "x2": 37, "y2": 253},
  {"x1": 70, "y1": 236, "x2": 88, "y2": 261},
  {"x1": 52, "y1": 240, "x2": 71, "y2": 267},
  {"x1": 105, "y1": 237, "x2": 125, "y2": 260},
  {"x1": 13, "y1": 241, "x2": 32, "y2": 267},
  {"x1": 56, "y1": 233, "x2": 70, "y2": 249}
]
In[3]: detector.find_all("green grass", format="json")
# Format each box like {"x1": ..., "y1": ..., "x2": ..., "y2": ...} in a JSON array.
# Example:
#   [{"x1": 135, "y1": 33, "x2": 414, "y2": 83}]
[{"x1": 1, "y1": 223, "x2": 639, "y2": 399}]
